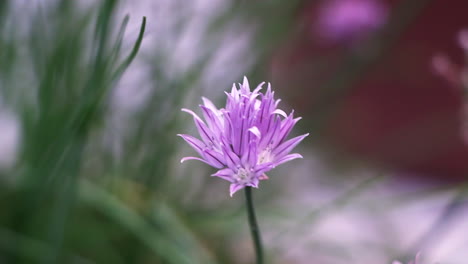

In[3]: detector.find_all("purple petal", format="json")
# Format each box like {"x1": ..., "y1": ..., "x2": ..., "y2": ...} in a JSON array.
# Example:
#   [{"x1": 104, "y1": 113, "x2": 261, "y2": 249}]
[
  {"x1": 273, "y1": 115, "x2": 302, "y2": 148},
  {"x1": 203, "y1": 149, "x2": 225, "y2": 168},
  {"x1": 230, "y1": 83, "x2": 239, "y2": 99},
  {"x1": 182, "y1": 108, "x2": 215, "y2": 146},
  {"x1": 254, "y1": 162, "x2": 275, "y2": 175},
  {"x1": 232, "y1": 114, "x2": 247, "y2": 156},
  {"x1": 239, "y1": 117, "x2": 246, "y2": 155},
  {"x1": 265, "y1": 83, "x2": 272, "y2": 97},
  {"x1": 181, "y1": 108, "x2": 204, "y2": 123},
  {"x1": 241, "y1": 141, "x2": 257, "y2": 167},
  {"x1": 201, "y1": 97, "x2": 219, "y2": 112},
  {"x1": 274, "y1": 153, "x2": 303, "y2": 167},
  {"x1": 248, "y1": 141, "x2": 258, "y2": 167},
  {"x1": 230, "y1": 183, "x2": 244, "y2": 197},
  {"x1": 272, "y1": 133, "x2": 309, "y2": 159},
  {"x1": 252, "y1": 82, "x2": 265, "y2": 94},
  {"x1": 195, "y1": 118, "x2": 215, "y2": 146},
  {"x1": 180, "y1": 156, "x2": 212, "y2": 166},
  {"x1": 273, "y1": 109, "x2": 287, "y2": 118},
  {"x1": 274, "y1": 99, "x2": 281, "y2": 107},
  {"x1": 212, "y1": 168, "x2": 235, "y2": 182},
  {"x1": 259, "y1": 96, "x2": 273, "y2": 125},
  {"x1": 247, "y1": 178, "x2": 259, "y2": 188},
  {"x1": 258, "y1": 116, "x2": 281, "y2": 150},
  {"x1": 200, "y1": 105, "x2": 222, "y2": 133},
  {"x1": 177, "y1": 134, "x2": 206, "y2": 157},
  {"x1": 248, "y1": 126, "x2": 261, "y2": 139},
  {"x1": 222, "y1": 111, "x2": 233, "y2": 143},
  {"x1": 241, "y1": 76, "x2": 250, "y2": 93},
  {"x1": 222, "y1": 145, "x2": 241, "y2": 170}
]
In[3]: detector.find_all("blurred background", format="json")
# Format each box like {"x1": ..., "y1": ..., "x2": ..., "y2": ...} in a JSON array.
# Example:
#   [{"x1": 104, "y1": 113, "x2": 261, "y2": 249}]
[{"x1": 0, "y1": 0, "x2": 467, "y2": 263}]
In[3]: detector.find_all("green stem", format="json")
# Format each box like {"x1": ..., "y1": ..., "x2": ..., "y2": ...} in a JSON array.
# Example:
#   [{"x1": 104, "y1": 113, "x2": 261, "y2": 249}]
[{"x1": 245, "y1": 187, "x2": 264, "y2": 264}]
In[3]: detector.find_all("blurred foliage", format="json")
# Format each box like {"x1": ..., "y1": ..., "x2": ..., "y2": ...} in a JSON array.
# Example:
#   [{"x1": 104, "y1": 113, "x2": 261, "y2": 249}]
[{"x1": 0, "y1": 0, "x2": 216, "y2": 263}]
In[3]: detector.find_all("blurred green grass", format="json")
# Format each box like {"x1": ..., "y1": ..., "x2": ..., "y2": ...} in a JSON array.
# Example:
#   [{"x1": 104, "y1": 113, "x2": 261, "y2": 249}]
[{"x1": 0, "y1": 0, "x2": 216, "y2": 263}]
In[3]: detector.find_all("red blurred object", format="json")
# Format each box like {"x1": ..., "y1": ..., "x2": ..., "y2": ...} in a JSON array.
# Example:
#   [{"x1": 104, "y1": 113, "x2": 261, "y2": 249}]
[{"x1": 272, "y1": 0, "x2": 468, "y2": 181}]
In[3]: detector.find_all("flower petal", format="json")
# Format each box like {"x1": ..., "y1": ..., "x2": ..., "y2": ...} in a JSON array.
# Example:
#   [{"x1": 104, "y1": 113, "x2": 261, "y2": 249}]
[
  {"x1": 181, "y1": 108, "x2": 204, "y2": 123},
  {"x1": 230, "y1": 183, "x2": 244, "y2": 197},
  {"x1": 241, "y1": 76, "x2": 250, "y2": 93},
  {"x1": 273, "y1": 109, "x2": 287, "y2": 118},
  {"x1": 247, "y1": 178, "x2": 259, "y2": 188},
  {"x1": 252, "y1": 82, "x2": 265, "y2": 94},
  {"x1": 203, "y1": 149, "x2": 225, "y2": 168},
  {"x1": 248, "y1": 141, "x2": 258, "y2": 167},
  {"x1": 212, "y1": 168, "x2": 235, "y2": 182},
  {"x1": 180, "y1": 156, "x2": 211, "y2": 166},
  {"x1": 258, "y1": 116, "x2": 281, "y2": 150},
  {"x1": 182, "y1": 108, "x2": 216, "y2": 146},
  {"x1": 248, "y1": 126, "x2": 261, "y2": 139},
  {"x1": 272, "y1": 133, "x2": 309, "y2": 159},
  {"x1": 274, "y1": 153, "x2": 303, "y2": 167},
  {"x1": 201, "y1": 97, "x2": 219, "y2": 113},
  {"x1": 200, "y1": 105, "x2": 222, "y2": 133},
  {"x1": 273, "y1": 114, "x2": 301, "y2": 148},
  {"x1": 241, "y1": 140, "x2": 257, "y2": 167},
  {"x1": 177, "y1": 134, "x2": 206, "y2": 157},
  {"x1": 254, "y1": 162, "x2": 275, "y2": 175},
  {"x1": 222, "y1": 145, "x2": 241, "y2": 170}
]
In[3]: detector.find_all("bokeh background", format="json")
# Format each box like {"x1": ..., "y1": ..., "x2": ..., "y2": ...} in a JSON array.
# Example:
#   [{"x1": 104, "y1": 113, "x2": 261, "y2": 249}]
[{"x1": 0, "y1": 0, "x2": 467, "y2": 263}]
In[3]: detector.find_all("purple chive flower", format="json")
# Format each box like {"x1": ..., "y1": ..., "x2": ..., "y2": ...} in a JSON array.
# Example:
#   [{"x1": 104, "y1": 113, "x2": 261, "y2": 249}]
[{"x1": 178, "y1": 77, "x2": 308, "y2": 196}]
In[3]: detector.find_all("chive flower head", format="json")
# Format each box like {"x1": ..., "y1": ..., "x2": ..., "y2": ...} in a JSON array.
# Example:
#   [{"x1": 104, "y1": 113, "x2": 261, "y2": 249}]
[{"x1": 178, "y1": 77, "x2": 308, "y2": 196}]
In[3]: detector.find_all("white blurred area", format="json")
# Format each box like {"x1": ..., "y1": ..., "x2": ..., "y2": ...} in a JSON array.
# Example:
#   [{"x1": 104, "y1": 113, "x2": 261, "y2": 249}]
[
  {"x1": 113, "y1": 0, "x2": 254, "y2": 112},
  {"x1": 0, "y1": 110, "x2": 19, "y2": 170},
  {"x1": 108, "y1": 0, "x2": 256, "y2": 160}
]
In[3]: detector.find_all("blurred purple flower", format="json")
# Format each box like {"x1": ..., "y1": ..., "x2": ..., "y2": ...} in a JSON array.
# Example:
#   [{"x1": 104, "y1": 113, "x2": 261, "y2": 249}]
[
  {"x1": 458, "y1": 29, "x2": 468, "y2": 51},
  {"x1": 178, "y1": 77, "x2": 308, "y2": 196},
  {"x1": 316, "y1": 0, "x2": 388, "y2": 42}
]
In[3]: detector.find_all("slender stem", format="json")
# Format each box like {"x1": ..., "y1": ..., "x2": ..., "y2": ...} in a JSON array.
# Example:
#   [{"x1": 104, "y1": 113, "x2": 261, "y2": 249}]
[{"x1": 245, "y1": 187, "x2": 264, "y2": 264}]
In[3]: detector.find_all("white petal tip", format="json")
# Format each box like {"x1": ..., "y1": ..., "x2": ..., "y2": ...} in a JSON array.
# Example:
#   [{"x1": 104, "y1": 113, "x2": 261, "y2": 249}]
[
  {"x1": 180, "y1": 157, "x2": 192, "y2": 163},
  {"x1": 273, "y1": 109, "x2": 287, "y2": 118},
  {"x1": 248, "y1": 126, "x2": 261, "y2": 138}
]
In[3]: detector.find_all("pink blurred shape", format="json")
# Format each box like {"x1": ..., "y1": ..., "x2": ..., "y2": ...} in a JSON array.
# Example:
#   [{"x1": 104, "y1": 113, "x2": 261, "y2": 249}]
[{"x1": 316, "y1": 0, "x2": 388, "y2": 42}]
